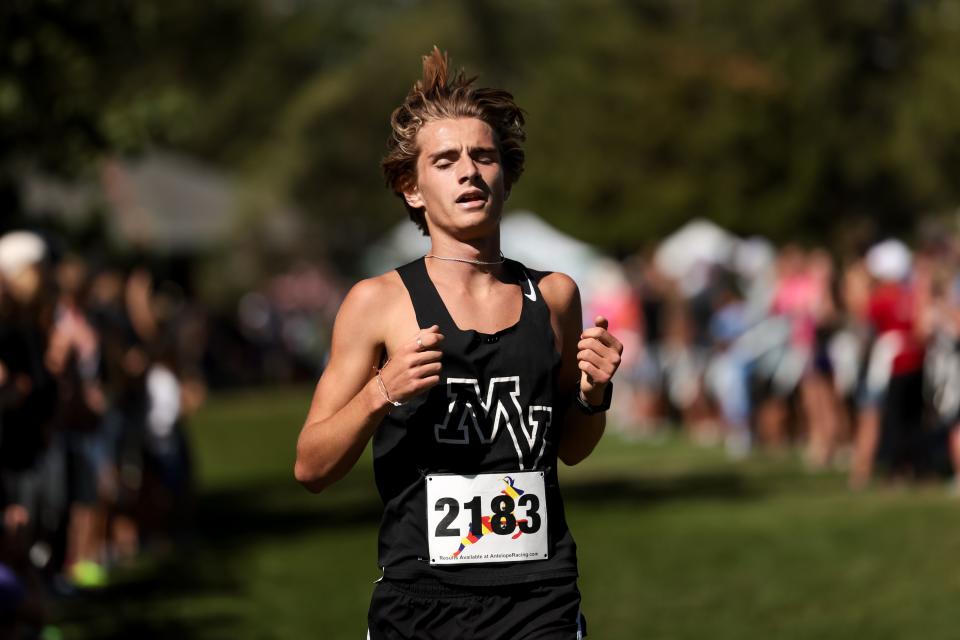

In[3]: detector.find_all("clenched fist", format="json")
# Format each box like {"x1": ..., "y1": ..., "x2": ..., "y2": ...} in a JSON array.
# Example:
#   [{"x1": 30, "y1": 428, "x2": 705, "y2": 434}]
[
  {"x1": 577, "y1": 316, "x2": 623, "y2": 404},
  {"x1": 377, "y1": 325, "x2": 445, "y2": 405}
]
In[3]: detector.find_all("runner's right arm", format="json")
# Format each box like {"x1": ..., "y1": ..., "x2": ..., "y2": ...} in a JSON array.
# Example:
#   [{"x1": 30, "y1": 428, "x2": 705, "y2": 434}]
[{"x1": 294, "y1": 277, "x2": 443, "y2": 492}]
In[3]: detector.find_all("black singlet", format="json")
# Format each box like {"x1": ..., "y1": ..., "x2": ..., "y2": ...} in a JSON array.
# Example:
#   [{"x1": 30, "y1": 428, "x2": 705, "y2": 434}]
[{"x1": 372, "y1": 257, "x2": 579, "y2": 586}]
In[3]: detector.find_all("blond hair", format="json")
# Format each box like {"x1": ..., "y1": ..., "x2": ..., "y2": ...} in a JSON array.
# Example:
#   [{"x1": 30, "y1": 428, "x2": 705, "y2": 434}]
[{"x1": 382, "y1": 47, "x2": 526, "y2": 235}]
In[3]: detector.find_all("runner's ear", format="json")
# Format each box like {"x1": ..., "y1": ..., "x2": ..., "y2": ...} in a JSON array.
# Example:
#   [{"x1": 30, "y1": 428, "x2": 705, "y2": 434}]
[{"x1": 404, "y1": 186, "x2": 425, "y2": 210}]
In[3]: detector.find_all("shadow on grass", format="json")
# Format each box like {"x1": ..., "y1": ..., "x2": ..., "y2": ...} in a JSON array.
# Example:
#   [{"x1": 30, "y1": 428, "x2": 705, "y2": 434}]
[
  {"x1": 195, "y1": 479, "x2": 383, "y2": 545},
  {"x1": 59, "y1": 574, "x2": 244, "y2": 640},
  {"x1": 55, "y1": 478, "x2": 383, "y2": 640},
  {"x1": 562, "y1": 469, "x2": 759, "y2": 506},
  {"x1": 56, "y1": 546, "x2": 248, "y2": 640}
]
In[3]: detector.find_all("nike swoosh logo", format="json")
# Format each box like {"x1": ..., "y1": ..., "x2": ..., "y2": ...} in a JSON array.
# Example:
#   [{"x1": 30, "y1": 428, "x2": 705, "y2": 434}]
[{"x1": 523, "y1": 273, "x2": 537, "y2": 302}]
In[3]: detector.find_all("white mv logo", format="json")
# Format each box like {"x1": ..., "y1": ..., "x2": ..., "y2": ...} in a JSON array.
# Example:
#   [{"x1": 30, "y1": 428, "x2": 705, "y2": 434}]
[{"x1": 434, "y1": 376, "x2": 552, "y2": 469}]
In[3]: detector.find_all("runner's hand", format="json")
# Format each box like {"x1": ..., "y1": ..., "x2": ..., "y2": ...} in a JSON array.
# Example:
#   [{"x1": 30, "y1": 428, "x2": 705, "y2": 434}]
[
  {"x1": 577, "y1": 316, "x2": 623, "y2": 403},
  {"x1": 378, "y1": 325, "x2": 444, "y2": 404}
]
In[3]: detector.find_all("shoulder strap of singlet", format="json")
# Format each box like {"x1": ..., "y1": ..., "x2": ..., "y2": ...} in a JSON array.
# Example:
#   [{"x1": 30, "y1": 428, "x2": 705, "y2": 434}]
[
  {"x1": 504, "y1": 258, "x2": 551, "y2": 319},
  {"x1": 395, "y1": 257, "x2": 456, "y2": 332}
]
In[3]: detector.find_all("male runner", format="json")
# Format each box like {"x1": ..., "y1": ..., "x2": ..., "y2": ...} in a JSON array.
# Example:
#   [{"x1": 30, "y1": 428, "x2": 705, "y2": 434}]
[{"x1": 295, "y1": 48, "x2": 623, "y2": 639}]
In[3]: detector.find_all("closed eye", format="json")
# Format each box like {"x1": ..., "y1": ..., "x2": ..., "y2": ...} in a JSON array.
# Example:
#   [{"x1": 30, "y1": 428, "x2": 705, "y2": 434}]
[{"x1": 472, "y1": 150, "x2": 499, "y2": 164}]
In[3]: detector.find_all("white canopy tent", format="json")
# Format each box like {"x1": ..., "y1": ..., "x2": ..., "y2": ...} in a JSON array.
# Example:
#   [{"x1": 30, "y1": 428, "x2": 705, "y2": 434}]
[{"x1": 654, "y1": 218, "x2": 741, "y2": 296}]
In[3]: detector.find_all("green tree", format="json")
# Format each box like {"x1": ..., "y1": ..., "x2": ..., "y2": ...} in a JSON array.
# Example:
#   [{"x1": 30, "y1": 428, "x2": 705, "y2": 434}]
[
  {"x1": 250, "y1": 0, "x2": 960, "y2": 264},
  {"x1": 5, "y1": 0, "x2": 959, "y2": 267}
]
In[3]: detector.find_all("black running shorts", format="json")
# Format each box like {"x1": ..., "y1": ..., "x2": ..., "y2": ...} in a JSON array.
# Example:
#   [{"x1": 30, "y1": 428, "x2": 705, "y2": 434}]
[{"x1": 368, "y1": 576, "x2": 586, "y2": 640}]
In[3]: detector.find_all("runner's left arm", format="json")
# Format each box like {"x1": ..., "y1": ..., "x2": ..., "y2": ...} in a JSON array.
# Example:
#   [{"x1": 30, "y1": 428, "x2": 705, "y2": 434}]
[{"x1": 540, "y1": 273, "x2": 623, "y2": 465}]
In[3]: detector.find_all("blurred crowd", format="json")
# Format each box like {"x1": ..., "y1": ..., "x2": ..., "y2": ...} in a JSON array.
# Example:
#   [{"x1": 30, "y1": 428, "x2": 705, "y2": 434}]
[
  {"x1": 0, "y1": 225, "x2": 343, "y2": 637},
  {"x1": 600, "y1": 223, "x2": 960, "y2": 492},
  {"x1": 0, "y1": 230, "x2": 209, "y2": 636}
]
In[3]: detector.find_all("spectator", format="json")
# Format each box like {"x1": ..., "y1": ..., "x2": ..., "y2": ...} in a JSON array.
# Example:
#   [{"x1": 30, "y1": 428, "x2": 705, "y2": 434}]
[{"x1": 850, "y1": 240, "x2": 925, "y2": 488}]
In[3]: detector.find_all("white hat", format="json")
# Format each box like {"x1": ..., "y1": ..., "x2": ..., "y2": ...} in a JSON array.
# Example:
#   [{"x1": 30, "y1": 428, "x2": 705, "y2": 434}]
[
  {"x1": 0, "y1": 231, "x2": 47, "y2": 279},
  {"x1": 865, "y1": 239, "x2": 911, "y2": 282}
]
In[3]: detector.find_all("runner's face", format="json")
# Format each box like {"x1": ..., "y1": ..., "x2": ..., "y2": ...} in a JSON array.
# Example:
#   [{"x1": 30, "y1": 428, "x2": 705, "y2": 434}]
[{"x1": 405, "y1": 118, "x2": 507, "y2": 239}]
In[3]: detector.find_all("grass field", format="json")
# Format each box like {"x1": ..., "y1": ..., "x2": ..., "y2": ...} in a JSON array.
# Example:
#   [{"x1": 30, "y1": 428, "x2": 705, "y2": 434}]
[{"x1": 57, "y1": 386, "x2": 960, "y2": 639}]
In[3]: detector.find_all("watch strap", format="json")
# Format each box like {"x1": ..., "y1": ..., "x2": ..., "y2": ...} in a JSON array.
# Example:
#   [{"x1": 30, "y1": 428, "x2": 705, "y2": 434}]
[{"x1": 576, "y1": 382, "x2": 613, "y2": 415}]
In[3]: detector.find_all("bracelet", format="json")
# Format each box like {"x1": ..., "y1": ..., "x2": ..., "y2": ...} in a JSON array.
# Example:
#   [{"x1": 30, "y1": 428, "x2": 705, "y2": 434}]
[
  {"x1": 376, "y1": 369, "x2": 404, "y2": 407},
  {"x1": 576, "y1": 382, "x2": 612, "y2": 415}
]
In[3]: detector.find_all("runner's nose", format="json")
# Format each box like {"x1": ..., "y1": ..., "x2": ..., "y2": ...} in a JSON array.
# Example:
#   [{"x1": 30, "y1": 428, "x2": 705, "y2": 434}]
[{"x1": 458, "y1": 158, "x2": 479, "y2": 183}]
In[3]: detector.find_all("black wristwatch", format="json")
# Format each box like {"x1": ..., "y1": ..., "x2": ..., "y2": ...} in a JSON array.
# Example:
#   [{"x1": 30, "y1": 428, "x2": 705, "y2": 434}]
[{"x1": 575, "y1": 382, "x2": 613, "y2": 415}]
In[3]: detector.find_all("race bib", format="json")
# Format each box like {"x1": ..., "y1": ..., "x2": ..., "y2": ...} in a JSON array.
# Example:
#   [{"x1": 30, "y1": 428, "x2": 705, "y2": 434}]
[{"x1": 425, "y1": 471, "x2": 548, "y2": 565}]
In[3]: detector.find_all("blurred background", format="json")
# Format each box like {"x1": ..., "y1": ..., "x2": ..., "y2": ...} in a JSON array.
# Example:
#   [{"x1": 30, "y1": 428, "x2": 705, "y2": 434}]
[{"x1": 3, "y1": 0, "x2": 960, "y2": 638}]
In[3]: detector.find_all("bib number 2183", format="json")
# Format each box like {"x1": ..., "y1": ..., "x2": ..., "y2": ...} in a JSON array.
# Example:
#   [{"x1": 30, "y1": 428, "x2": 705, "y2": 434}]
[{"x1": 425, "y1": 471, "x2": 548, "y2": 565}]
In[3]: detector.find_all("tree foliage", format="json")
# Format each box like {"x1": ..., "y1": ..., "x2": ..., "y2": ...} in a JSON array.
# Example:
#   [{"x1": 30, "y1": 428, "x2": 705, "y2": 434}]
[{"x1": 5, "y1": 0, "x2": 960, "y2": 267}]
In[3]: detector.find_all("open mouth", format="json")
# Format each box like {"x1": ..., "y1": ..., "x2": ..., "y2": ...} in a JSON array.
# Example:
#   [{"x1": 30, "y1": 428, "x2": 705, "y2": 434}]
[{"x1": 456, "y1": 190, "x2": 487, "y2": 205}]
